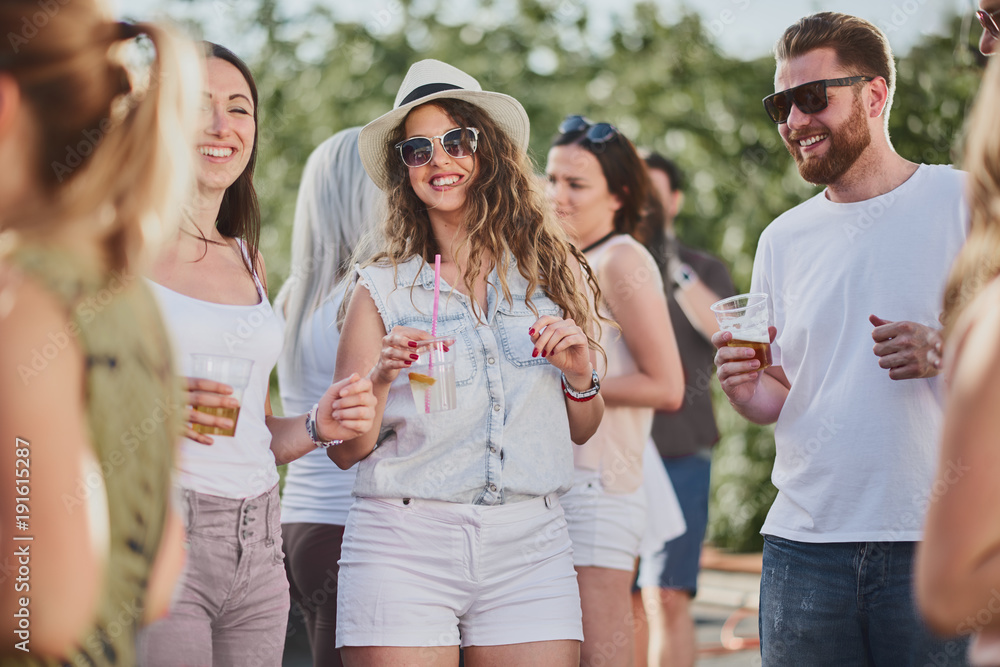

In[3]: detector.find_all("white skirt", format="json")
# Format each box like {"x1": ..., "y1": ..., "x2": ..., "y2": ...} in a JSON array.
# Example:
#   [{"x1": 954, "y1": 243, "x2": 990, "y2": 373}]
[{"x1": 638, "y1": 438, "x2": 687, "y2": 556}]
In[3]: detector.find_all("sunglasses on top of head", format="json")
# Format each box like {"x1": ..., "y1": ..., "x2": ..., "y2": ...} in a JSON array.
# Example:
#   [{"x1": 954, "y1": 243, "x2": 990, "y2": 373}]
[
  {"x1": 558, "y1": 115, "x2": 620, "y2": 144},
  {"x1": 978, "y1": 8, "x2": 1000, "y2": 38},
  {"x1": 762, "y1": 76, "x2": 874, "y2": 124},
  {"x1": 395, "y1": 127, "x2": 479, "y2": 168}
]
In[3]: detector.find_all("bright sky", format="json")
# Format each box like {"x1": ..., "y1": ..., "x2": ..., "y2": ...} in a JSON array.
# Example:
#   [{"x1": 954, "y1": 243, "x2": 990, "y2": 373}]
[{"x1": 119, "y1": 0, "x2": 975, "y2": 61}]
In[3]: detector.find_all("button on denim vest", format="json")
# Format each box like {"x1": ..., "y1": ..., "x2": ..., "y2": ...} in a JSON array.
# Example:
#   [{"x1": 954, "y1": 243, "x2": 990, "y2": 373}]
[{"x1": 353, "y1": 255, "x2": 574, "y2": 505}]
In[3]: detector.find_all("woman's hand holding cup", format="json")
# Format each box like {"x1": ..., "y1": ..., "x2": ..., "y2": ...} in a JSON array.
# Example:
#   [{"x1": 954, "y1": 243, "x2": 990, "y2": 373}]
[
  {"x1": 370, "y1": 325, "x2": 452, "y2": 386},
  {"x1": 183, "y1": 376, "x2": 240, "y2": 445}
]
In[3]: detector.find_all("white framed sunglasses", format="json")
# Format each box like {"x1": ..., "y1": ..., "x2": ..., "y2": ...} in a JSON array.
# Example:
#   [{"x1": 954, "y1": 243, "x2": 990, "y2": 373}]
[{"x1": 395, "y1": 127, "x2": 479, "y2": 168}]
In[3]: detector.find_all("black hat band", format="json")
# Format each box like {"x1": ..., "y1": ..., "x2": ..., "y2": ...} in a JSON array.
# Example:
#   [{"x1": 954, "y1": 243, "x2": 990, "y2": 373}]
[{"x1": 398, "y1": 83, "x2": 463, "y2": 107}]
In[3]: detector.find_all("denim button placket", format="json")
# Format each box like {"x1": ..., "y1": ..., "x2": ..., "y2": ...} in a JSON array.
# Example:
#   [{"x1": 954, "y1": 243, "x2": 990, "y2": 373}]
[{"x1": 354, "y1": 257, "x2": 574, "y2": 503}]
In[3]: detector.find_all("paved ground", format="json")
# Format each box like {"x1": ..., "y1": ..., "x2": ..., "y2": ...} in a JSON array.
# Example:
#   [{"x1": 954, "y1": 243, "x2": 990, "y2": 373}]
[
  {"x1": 282, "y1": 563, "x2": 763, "y2": 666},
  {"x1": 687, "y1": 567, "x2": 762, "y2": 666}
]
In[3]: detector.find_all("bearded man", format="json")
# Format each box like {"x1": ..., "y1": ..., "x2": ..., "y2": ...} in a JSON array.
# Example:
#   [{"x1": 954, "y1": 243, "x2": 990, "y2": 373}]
[{"x1": 712, "y1": 12, "x2": 970, "y2": 666}]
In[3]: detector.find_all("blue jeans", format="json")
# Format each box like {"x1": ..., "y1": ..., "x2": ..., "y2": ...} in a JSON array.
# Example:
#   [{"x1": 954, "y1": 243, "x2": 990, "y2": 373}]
[{"x1": 760, "y1": 536, "x2": 968, "y2": 666}]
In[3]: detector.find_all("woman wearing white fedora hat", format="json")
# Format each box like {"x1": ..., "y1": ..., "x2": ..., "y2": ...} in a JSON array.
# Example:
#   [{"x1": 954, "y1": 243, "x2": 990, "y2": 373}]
[{"x1": 330, "y1": 59, "x2": 607, "y2": 666}]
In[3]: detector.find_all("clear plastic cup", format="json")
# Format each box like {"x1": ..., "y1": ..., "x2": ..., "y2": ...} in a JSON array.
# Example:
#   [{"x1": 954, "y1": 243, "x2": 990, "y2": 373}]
[
  {"x1": 710, "y1": 293, "x2": 773, "y2": 371},
  {"x1": 189, "y1": 354, "x2": 255, "y2": 436},
  {"x1": 407, "y1": 337, "x2": 457, "y2": 413}
]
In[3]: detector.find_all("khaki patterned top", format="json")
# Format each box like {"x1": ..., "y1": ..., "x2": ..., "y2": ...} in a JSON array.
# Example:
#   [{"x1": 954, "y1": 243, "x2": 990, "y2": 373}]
[{"x1": 7, "y1": 245, "x2": 180, "y2": 667}]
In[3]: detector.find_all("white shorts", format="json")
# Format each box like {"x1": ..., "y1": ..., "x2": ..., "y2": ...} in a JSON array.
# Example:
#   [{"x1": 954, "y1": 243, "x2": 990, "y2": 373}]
[
  {"x1": 336, "y1": 495, "x2": 583, "y2": 648},
  {"x1": 561, "y1": 469, "x2": 647, "y2": 571}
]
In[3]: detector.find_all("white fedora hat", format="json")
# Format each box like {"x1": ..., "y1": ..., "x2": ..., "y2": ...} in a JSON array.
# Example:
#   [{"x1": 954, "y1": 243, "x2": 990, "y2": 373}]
[{"x1": 358, "y1": 59, "x2": 530, "y2": 191}]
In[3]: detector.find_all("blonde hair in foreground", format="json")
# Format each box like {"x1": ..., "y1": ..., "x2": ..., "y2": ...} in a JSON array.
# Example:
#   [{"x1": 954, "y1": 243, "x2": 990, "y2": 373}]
[
  {"x1": 353, "y1": 98, "x2": 606, "y2": 353},
  {"x1": 941, "y1": 56, "x2": 1000, "y2": 339},
  {"x1": 0, "y1": 0, "x2": 203, "y2": 271}
]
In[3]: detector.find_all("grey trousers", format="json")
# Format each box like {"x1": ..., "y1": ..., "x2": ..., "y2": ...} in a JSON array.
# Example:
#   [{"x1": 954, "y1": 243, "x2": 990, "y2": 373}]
[{"x1": 139, "y1": 484, "x2": 290, "y2": 666}]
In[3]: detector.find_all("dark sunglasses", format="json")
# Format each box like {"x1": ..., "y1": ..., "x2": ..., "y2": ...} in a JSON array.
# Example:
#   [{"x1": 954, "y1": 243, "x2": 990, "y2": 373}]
[
  {"x1": 558, "y1": 115, "x2": 619, "y2": 144},
  {"x1": 978, "y1": 8, "x2": 1000, "y2": 38},
  {"x1": 762, "y1": 76, "x2": 874, "y2": 124},
  {"x1": 395, "y1": 127, "x2": 479, "y2": 168}
]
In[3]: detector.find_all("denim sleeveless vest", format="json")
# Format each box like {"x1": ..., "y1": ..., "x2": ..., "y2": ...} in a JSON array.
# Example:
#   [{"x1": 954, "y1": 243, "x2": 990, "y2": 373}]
[{"x1": 353, "y1": 255, "x2": 574, "y2": 504}]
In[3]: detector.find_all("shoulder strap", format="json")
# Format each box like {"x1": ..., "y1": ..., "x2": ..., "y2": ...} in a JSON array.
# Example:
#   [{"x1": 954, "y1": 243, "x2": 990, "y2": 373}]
[{"x1": 236, "y1": 238, "x2": 266, "y2": 300}]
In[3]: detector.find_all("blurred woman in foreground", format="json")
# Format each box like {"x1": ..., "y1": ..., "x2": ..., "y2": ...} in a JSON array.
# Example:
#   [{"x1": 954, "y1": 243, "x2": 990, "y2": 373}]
[
  {"x1": 916, "y1": 55, "x2": 1000, "y2": 667},
  {"x1": 0, "y1": 1, "x2": 202, "y2": 663}
]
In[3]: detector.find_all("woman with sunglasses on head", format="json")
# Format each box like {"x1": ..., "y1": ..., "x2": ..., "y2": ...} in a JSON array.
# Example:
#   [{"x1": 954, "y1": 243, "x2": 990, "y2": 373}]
[
  {"x1": 332, "y1": 59, "x2": 605, "y2": 667},
  {"x1": 273, "y1": 126, "x2": 382, "y2": 667},
  {"x1": 138, "y1": 44, "x2": 376, "y2": 667},
  {"x1": 916, "y1": 56, "x2": 1000, "y2": 667},
  {"x1": 546, "y1": 116, "x2": 684, "y2": 667},
  {"x1": 0, "y1": 2, "x2": 201, "y2": 664}
]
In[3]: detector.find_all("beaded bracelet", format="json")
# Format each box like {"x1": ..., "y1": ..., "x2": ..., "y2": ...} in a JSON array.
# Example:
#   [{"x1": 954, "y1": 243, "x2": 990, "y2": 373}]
[{"x1": 306, "y1": 403, "x2": 343, "y2": 449}]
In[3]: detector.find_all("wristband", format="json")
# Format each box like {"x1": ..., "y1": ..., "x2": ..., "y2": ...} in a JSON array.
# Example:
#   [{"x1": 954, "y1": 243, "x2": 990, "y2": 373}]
[
  {"x1": 306, "y1": 403, "x2": 343, "y2": 449},
  {"x1": 561, "y1": 369, "x2": 601, "y2": 402}
]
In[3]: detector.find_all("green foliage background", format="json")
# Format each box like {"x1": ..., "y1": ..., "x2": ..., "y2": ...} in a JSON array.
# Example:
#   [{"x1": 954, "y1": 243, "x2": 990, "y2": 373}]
[{"x1": 169, "y1": 0, "x2": 984, "y2": 551}]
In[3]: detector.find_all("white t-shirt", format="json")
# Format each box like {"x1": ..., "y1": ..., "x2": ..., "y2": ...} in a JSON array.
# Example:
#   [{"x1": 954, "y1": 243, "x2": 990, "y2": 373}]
[
  {"x1": 751, "y1": 163, "x2": 968, "y2": 543},
  {"x1": 277, "y1": 285, "x2": 357, "y2": 525}
]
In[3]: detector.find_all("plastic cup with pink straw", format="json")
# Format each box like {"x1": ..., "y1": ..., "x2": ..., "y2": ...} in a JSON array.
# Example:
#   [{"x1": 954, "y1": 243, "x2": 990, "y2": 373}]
[{"x1": 407, "y1": 254, "x2": 458, "y2": 413}]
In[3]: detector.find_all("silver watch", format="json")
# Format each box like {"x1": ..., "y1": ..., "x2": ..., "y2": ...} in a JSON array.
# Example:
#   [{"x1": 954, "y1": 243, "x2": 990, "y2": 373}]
[{"x1": 561, "y1": 369, "x2": 601, "y2": 401}]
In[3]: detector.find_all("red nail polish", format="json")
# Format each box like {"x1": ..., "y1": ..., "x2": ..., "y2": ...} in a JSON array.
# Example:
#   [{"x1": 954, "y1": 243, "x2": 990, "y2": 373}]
[
  {"x1": 404, "y1": 360, "x2": 412, "y2": 365},
  {"x1": 532, "y1": 348, "x2": 538, "y2": 358},
  {"x1": 529, "y1": 328, "x2": 535, "y2": 335},
  {"x1": 408, "y1": 341, "x2": 418, "y2": 348},
  {"x1": 541, "y1": 350, "x2": 547, "y2": 358},
  {"x1": 443, "y1": 345, "x2": 450, "y2": 352},
  {"x1": 410, "y1": 353, "x2": 419, "y2": 360}
]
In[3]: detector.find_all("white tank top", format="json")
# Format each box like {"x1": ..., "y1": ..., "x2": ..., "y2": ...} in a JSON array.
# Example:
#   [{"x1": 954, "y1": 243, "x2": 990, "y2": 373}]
[
  {"x1": 277, "y1": 285, "x2": 357, "y2": 525},
  {"x1": 149, "y1": 242, "x2": 284, "y2": 498},
  {"x1": 574, "y1": 234, "x2": 663, "y2": 494}
]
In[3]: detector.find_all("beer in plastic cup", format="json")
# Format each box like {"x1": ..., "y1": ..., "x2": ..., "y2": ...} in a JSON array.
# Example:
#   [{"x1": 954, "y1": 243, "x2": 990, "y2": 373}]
[
  {"x1": 189, "y1": 354, "x2": 255, "y2": 436},
  {"x1": 710, "y1": 293, "x2": 773, "y2": 371}
]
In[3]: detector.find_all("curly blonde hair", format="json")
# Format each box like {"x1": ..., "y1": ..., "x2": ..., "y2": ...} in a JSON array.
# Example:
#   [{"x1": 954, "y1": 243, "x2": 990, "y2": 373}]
[{"x1": 353, "y1": 98, "x2": 605, "y2": 351}]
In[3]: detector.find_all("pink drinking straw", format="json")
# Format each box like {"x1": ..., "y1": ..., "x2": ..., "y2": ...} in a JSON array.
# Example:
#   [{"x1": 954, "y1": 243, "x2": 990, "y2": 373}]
[{"x1": 426, "y1": 254, "x2": 442, "y2": 413}]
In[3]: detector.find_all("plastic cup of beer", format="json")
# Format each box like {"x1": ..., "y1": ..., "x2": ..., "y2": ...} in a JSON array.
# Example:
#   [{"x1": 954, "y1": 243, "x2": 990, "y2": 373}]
[
  {"x1": 407, "y1": 337, "x2": 457, "y2": 413},
  {"x1": 189, "y1": 354, "x2": 255, "y2": 436},
  {"x1": 710, "y1": 293, "x2": 773, "y2": 372}
]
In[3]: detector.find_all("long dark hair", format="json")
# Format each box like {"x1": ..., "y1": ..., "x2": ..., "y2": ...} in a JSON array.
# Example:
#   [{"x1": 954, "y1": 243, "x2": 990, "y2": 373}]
[
  {"x1": 551, "y1": 124, "x2": 666, "y2": 268},
  {"x1": 206, "y1": 42, "x2": 261, "y2": 281}
]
